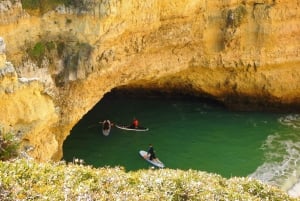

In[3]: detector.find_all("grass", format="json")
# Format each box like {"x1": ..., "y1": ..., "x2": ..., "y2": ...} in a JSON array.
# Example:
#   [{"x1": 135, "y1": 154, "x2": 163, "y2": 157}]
[{"x1": 0, "y1": 159, "x2": 297, "y2": 201}]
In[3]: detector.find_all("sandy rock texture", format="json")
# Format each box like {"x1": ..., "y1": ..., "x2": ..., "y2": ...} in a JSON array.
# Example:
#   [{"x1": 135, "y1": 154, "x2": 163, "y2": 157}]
[{"x1": 0, "y1": 0, "x2": 299, "y2": 161}]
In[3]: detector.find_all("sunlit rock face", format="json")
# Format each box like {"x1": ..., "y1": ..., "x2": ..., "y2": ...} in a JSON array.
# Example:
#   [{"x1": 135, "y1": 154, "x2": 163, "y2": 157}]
[{"x1": 0, "y1": 0, "x2": 299, "y2": 161}]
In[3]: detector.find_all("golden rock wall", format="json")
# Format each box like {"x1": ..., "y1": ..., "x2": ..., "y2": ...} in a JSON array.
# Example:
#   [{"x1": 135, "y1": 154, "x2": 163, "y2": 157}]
[{"x1": 0, "y1": 0, "x2": 299, "y2": 161}]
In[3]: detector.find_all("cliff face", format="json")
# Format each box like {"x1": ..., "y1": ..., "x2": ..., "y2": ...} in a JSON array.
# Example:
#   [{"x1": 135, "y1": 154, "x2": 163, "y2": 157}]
[{"x1": 0, "y1": 0, "x2": 299, "y2": 161}]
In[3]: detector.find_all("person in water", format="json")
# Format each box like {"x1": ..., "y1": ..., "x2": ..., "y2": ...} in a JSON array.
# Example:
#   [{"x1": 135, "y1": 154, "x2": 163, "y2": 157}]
[{"x1": 131, "y1": 118, "x2": 139, "y2": 128}]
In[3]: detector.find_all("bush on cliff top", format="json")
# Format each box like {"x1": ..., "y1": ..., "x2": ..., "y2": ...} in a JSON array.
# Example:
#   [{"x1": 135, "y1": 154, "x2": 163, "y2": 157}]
[{"x1": 0, "y1": 159, "x2": 297, "y2": 201}]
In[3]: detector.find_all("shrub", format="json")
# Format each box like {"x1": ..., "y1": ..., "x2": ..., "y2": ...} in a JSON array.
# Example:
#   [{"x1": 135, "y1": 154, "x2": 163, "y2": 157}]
[
  {"x1": 0, "y1": 133, "x2": 20, "y2": 161},
  {"x1": 21, "y1": 0, "x2": 40, "y2": 10},
  {"x1": 29, "y1": 42, "x2": 45, "y2": 58},
  {"x1": 45, "y1": 41, "x2": 55, "y2": 51},
  {"x1": 21, "y1": 0, "x2": 68, "y2": 14},
  {"x1": 0, "y1": 161, "x2": 296, "y2": 200}
]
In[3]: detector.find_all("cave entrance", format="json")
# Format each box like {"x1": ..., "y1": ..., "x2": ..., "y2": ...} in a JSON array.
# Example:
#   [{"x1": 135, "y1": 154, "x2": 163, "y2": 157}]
[
  {"x1": 62, "y1": 88, "x2": 278, "y2": 179},
  {"x1": 62, "y1": 88, "x2": 224, "y2": 164}
]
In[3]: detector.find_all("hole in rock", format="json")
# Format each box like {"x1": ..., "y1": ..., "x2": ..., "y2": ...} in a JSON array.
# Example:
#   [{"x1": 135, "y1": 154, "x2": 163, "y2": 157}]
[{"x1": 63, "y1": 88, "x2": 287, "y2": 179}]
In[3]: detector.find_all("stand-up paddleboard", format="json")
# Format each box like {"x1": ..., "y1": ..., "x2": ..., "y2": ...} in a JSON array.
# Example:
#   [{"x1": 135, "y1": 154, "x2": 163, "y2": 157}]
[
  {"x1": 139, "y1": 150, "x2": 165, "y2": 168},
  {"x1": 102, "y1": 120, "x2": 111, "y2": 136},
  {"x1": 115, "y1": 124, "x2": 149, "y2": 131}
]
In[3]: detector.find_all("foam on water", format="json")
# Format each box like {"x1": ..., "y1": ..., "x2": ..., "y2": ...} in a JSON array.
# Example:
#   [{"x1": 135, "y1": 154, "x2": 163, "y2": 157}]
[
  {"x1": 279, "y1": 114, "x2": 300, "y2": 129},
  {"x1": 249, "y1": 114, "x2": 300, "y2": 198}
]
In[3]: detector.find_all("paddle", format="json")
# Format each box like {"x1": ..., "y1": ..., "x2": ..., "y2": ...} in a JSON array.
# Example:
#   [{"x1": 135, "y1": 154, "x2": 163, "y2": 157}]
[
  {"x1": 87, "y1": 122, "x2": 103, "y2": 128},
  {"x1": 88, "y1": 120, "x2": 115, "y2": 129},
  {"x1": 88, "y1": 124, "x2": 98, "y2": 128}
]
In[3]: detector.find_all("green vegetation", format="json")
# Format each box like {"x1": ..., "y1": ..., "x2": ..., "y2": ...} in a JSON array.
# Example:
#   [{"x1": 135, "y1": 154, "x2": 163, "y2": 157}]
[
  {"x1": 45, "y1": 41, "x2": 55, "y2": 51},
  {"x1": 28, "y1": 41, "x2": 47, "y2": 66},
  {"x1": 28, "y1": 42, "x2": 45, "y2": 61},
  {"x1": 0, "y1": 159, "x2": 296, "y2": 200},
  {"x1": 0, "y1": 133, "x2": 20, "y2": 161},
  {"x1": 21, "y1": 0, "x2": 94, "y2": 14},
  {"x1": 21, "y1": 0, "x2": 40, "y2": 10},
  {"x1": 66, "y1": 18, "x2": 72, "y2": 24},
  {"x1": 27, "y1": 41, "x2": 56, "y2": 66},
  {"x1": 21, "y1": 0, "x2": 66, "y2": 13}
]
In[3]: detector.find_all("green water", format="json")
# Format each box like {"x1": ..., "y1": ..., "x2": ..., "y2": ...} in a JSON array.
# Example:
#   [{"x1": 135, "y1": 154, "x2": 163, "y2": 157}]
[{"x1": 63, "y1": 93, "x2": 300, "y2": 195}]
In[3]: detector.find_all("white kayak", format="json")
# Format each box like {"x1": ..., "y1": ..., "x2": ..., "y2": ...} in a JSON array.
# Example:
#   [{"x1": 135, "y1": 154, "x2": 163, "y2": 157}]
[
  {"x1": 102, "y1": 120, "x2": 111, "y2": 136},
  {"x1": 115, "y1": 124, "x2": 149, "y2": 132},
  {"x1": 139, "y1": 150, "x2": 165, "y2": 168}
]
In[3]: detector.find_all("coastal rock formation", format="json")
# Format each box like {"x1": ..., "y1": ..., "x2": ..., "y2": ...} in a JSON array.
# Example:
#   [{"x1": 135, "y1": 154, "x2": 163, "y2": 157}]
[{"x1": 0, "y1": 0, "x2": 299, "y2": 161}]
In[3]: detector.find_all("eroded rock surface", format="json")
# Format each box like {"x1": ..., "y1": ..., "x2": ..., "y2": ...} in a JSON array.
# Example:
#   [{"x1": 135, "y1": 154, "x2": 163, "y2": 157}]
[{"x1": 0, "y1": 0, "x2": 299, "y2": 161}]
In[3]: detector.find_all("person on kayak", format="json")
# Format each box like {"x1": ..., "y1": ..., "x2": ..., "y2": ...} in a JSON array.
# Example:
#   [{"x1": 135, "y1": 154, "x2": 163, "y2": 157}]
[
  {"x1": 131, "y1": 118, "x2": 139, "y2": 128},
  {"x1": 99, "y1": 120, "x2": 114, "y2": 127},
  {"x1": 103, "y1": 120, "x2": 110, "y2": 130}
]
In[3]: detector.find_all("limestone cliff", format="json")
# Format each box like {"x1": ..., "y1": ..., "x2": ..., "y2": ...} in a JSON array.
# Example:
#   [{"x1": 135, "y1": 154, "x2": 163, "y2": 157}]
[{"x1": 0, "y1": 0, "x2": 299, "y2": 161}]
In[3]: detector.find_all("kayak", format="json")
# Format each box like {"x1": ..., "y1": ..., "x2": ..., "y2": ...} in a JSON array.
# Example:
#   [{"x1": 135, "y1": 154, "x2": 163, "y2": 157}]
[
  {"x1": 102, "y1": 120, "x2": 111, "y2": 136},
  {"x1": 115, "y1": 124, "x2": 149, "y2": 131},
  {"x1": 139, "y1": 150, "x2": 165, "y2": 168}
]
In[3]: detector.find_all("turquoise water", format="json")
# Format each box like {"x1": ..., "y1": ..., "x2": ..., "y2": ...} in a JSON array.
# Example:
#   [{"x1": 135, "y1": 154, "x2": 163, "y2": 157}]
[{"x1": 63, "y1": 92, "x2": 300, "y2": 196}]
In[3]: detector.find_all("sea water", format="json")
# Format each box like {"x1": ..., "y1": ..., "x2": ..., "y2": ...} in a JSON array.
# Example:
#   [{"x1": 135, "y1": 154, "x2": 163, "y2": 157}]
[{"x1": 63, "y1": 93, "x2": 300, "y2": 197}]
